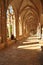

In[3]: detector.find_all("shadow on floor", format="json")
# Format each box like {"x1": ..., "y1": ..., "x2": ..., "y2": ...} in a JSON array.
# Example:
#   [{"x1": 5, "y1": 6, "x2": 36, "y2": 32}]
[{"x1": 39, "y1": 50, "x2": 43, "y2": 65}]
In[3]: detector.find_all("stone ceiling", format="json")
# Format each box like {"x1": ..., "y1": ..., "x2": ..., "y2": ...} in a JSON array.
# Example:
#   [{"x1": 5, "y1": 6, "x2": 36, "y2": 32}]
[
  {"x1": 7, "y1": 0, "x2": 43, "y2": 33},
  {"x1": 8, "y1": 0, "x2": 42, "y2": 14}
]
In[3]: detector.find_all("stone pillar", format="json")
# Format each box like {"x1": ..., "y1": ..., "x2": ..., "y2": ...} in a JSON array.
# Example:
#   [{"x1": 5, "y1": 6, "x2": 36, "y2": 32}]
[
  {"x1": 26, "y1": 24, "x2": 28, "y2": 36},
  {"x1": 1, "y1": 1, "x2": 7, "y2": 44},
  {"x1": 22, "y1": 22, "x2": 24, "y2": 37},
  {"x1": 0, "y1": 4, "x2": 2, "y2": 43},
  {"x1": 15, "y1": 13, "x2": 19, "y2": 39},
  {"x1": 22, "y1": 21, "x2": 26, "y2": 37},
  {"x1": 37, "y1": 23, "x2": 41, "y2": 39},
  {"x1": 9, "y1": 14, "x2": 12, "y2": 38},
  {"x1": 12, "y1": 15, "x2": 14, "y2": 35}
]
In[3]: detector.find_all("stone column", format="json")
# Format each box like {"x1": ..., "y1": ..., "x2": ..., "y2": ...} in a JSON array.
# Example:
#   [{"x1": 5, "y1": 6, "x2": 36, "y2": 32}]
[
  {"x1": 26, "y1": 24, "x2": 28, "y2": 36},
  {"x1": 22, "y1": 22, "x2": 24, "y2": 37},
  {"x1": 15, "y1": 13, "x2": 19, "y2": 40},
  {"x1": 1, "y1": 1, "x2": 7, "y2": 44},
  {"x1": 0, "y1": 4, "x2": 2, "y2": 43},
  {"x1": 37, "y1": 23, "x2": 41, "y2": 39},
  {"x1": 22, "y1": 21, "x2": 26, "y2": 37},
  {"x1": 12, "y1": 15, "x2": 14, "y2": 35}
]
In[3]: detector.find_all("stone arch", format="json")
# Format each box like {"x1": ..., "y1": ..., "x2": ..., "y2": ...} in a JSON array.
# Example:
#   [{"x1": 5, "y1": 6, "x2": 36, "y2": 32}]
[
  {"x1": 19, "y1": 6, "x2": 40, "y2": 38},
  {"x1": 19, "y1": 5, "x2": 39, "y2": 15},
  {"x1": 6, "y1": 0, "x2": 19, "y2": 40}
]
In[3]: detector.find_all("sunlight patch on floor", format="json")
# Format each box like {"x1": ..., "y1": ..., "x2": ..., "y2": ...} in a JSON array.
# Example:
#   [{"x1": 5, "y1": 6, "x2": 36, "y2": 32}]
[
  {"x1": 23, "y1": 39, "x2": 39, "y2": 44},
  {"x1": 17, "y1": 44, "x2": 41, "y2": 51}
]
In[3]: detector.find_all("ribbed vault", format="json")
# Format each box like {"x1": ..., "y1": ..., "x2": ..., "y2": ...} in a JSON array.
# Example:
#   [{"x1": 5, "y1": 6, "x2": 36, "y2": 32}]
[{"x1": 7, "y1": 0, "x2": 42, "y2": 38}]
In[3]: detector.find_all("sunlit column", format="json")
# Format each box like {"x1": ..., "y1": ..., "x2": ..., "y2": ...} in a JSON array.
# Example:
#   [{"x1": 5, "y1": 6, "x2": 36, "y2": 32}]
[
  {"x1": 22, "y1": 22, "x2": 25, "y2": 36},
  {"x1": 13, "y1": 16, "x2": 16, "y2": 37},
  {"x1": 7, "y1": 10, "x2": 11, "y2": 38},
  {"x1": 9, "y1": 14, "x2": 12, "y2": 38},
  {"x1": 19, "y1": 17, "x2": 22, "y2": 36},
  {"x1": 11, "y1": 15, "x2": 16, "y2": 37},
  {"x1": 11, "y1": 15, "x2": 14, "y2": 35},
  {"x1": 22, "y1": 21, "x2": 26, "y2": 37},
  {"x1": 37, "y1": 23, "x2": 41, "y2": 38}
]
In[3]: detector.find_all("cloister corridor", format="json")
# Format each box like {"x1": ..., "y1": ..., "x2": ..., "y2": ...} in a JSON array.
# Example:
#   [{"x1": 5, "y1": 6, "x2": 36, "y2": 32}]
[{"x1": 0, "y1": 0, "x2": 43, "y2": 65}]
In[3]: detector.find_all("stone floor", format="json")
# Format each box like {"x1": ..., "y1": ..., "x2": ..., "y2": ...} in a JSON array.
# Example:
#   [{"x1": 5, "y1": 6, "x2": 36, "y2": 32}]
[
  {"x1": 0, "y1": 37, "x2": 43, "y2": 65},
  {"x1": 0, "y1": 41, "x2": 43, "y2": 65}
]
